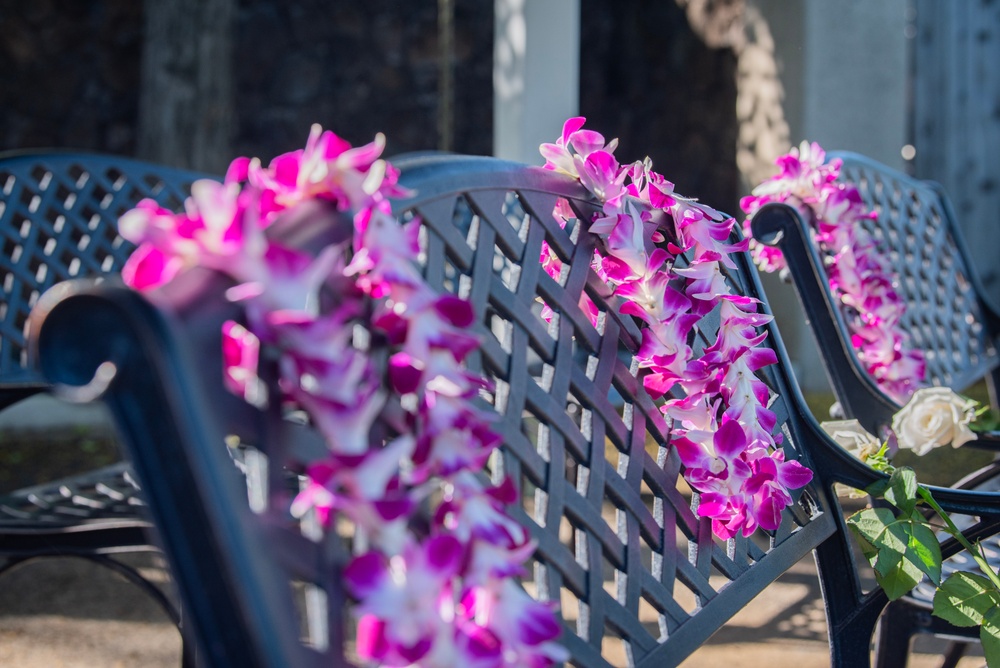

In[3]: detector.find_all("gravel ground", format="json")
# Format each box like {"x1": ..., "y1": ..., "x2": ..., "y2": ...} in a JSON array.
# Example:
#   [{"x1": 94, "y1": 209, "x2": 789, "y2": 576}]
[
  {"x1": 0, "y1": 551, "x2": 987, "y2": 667},
  {"x1": 0, "y1": 554, "x2": 181, "y2": 667},
  {"x1": 0, "y1": 396, "x2": 992, "y2": 666}
]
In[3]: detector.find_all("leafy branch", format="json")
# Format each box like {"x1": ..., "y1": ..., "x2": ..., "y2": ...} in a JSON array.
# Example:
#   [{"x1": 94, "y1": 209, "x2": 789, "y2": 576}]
[{"x1": 847, "y1": 451, "x2": 1000, "y2": 665}]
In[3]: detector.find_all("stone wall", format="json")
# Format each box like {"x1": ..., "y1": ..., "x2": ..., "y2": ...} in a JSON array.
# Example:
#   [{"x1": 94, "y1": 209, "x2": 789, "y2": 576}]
[
  {"x1": 0, "y1": 0, "x2": 143, "y2": 156},
  {"x1": 233, "y1": 0, "x2": 494, "y2": 160},
  {"x1": 0, "y1": 0, "x2": 494, "y2": 165}
]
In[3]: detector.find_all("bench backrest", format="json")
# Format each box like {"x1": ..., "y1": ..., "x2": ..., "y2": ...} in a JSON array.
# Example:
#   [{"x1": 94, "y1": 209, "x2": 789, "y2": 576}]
[
  {"x1": 836, "y1": 152, "x2": 1000, "y2": 394},
  {"x1": 751, "y1": 152, "x2": 1000, "y2": 433},
  {"x1": 30, "y1": 151, "x2": 968, "y2": 667},
  {"x1": 0, "y1": 152, "x2": 206, "y2": 394}
]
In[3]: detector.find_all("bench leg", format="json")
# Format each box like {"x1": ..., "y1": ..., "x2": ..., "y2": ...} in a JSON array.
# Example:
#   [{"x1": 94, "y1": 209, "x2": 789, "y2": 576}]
[
  {"x1": 181, "y1": 622, "x2": 198, "y2": 668},
  {"x1": 874, "y1": 600, "x2": 918, "y2": 668},
  {"x1": 939, "y1": 641, "x2": 968, "y2": 668}
]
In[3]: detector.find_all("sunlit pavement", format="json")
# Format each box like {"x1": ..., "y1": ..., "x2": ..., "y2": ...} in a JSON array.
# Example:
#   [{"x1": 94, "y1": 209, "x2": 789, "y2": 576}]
[{"x1": 0, "y1": 547, "x2": 988, "y2": 667}]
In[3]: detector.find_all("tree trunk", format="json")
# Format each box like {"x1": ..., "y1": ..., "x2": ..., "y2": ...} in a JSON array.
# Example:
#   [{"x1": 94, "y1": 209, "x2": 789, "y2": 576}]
[{"x1": 138, "y1": 0, "x2": 235, "y2": 173}]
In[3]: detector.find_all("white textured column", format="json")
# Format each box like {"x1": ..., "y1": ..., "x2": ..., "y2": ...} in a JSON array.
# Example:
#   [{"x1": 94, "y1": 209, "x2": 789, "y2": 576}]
[
  {"x1": 747, "y1": 0, "x2": 908, "y2": 393},
  {"x1": 494, "y1": 0, "x2": 580, "y2": 164},
  {"x1": 801, "y1": 0, "x2": 908, "y2": 170}
]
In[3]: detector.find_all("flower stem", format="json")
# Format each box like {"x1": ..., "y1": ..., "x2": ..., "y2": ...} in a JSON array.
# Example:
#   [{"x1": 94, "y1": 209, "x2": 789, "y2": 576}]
[{"x1": 917, "y1": 486, "x2": 1000, "y2": 589}]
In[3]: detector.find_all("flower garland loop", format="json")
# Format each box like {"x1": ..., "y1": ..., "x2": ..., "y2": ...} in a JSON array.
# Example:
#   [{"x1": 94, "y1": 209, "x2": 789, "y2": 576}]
[
  {"x1": 120, "y1": 125, "x2": 565, "y2": 667},
  {"x1": 118, "y1": 119, "x2": 814, "y2": 667},
  {"x1": 740, "y1": 141, "x2": 926, "y2": 404},
  {"x1": 540, "y1": 118, "x2": 812, "y2": 541}
]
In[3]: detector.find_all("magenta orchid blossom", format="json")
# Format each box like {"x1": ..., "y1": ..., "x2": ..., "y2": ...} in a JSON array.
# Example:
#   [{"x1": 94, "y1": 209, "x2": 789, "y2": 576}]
[
  {"x1": 119, "y1": 124, "x2": 567, "y2": 667},
  {"x1": 220, "y1": 320, "x2": 265, "y2": 407},
  {"x1": 541, "y1": 117, "x2": 813, "y2": 542},
  {"x1": 741, "y1": 141, "x2": 926, "y2": 403}
]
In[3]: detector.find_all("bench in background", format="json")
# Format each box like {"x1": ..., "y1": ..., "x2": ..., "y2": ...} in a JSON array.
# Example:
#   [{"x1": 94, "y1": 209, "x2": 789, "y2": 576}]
[
  {"x1": 751, "y1": 151, "x2": 1000, "y2": 668},
  {"x1": 0, "y1": 152, "x2": 211, "y2": 666},
  {"x1": 751, "y1": 152, "x2": 1000, "y2": 435}
]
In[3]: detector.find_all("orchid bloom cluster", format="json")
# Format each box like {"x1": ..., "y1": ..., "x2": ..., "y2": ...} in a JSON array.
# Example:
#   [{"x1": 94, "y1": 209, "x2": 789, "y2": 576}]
[
  {"x1": 540, "y1": 118, "x2": 813, "y2": 540},
  {"x1": 118, "y1": 125, "x2": 567, "y2": 667},
  {"x1": 740, "y1": 141, "x2": 926, "y2": 404}
]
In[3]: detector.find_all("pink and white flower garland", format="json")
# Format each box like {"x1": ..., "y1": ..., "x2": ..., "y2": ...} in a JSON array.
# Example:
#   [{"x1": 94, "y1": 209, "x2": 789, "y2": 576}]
[
  {"x1": 540, "y1": 118, "x2": 813, "y2": 541},
  {"x1": 740, "y1": 141, "x2": 926, "y2": 404},
  {"x1": 119, "y1": 125, "x2": 566, "y2": 667},
  {"x1": 117, "y1": 120, "x2": 817, "y2": 666}
]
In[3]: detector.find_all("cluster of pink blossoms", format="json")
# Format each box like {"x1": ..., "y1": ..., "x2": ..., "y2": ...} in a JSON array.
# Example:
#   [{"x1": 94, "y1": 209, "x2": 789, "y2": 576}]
[
  {"x1": 540, "y1": 118, "x2": 813, "y2": 540},
  {"x1": 740, "y1": 141, "x2": 926, "y2": 403},
  {"x1": 119, "y1": 125, "x2": 567, "y2": 667}
]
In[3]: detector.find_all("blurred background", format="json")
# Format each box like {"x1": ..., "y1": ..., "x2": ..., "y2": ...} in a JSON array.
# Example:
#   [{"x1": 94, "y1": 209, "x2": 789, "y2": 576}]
[{"x1": 1, "y1": 0, "x2": 999, "y2": 394}]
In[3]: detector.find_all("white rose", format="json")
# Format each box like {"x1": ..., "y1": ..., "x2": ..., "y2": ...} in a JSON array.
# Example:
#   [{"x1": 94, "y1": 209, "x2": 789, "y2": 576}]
[
  {"x1": 891, "y1": 387, "x2": 977, "y2": 455},
  {"x1": 820, "y1": 419, "x2": 881, "y2": 461}
]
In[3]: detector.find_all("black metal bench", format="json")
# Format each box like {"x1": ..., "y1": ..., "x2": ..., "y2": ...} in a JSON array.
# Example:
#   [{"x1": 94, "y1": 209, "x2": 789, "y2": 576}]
[
  {"x1": 750, "y1": 151, "x2": 1000, "y2": 667},
  {"x1": 0, "y1": 151, "x2": 211, "y2": 664},
  {"x1": 23, "y1": 149, "x2": 1000, "y2": 667},
  {"x1": 750, "y1": 152, "x2": 1000, "y2": 434}
]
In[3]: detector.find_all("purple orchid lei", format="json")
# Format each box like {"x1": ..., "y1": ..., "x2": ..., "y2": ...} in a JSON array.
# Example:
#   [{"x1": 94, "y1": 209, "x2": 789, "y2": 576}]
[
  {"x1": 116, "y1": 121, "x2": 816, "y2": 666},
  {"x1": 540, "y1": 118, "x2": 813, "y2": 541},
  {"x1": 740, "y1": 142, "x2": 926, "y2": 404},
  {"x1": 118, "y1": 125, "x2": 566, "y2": 667}
]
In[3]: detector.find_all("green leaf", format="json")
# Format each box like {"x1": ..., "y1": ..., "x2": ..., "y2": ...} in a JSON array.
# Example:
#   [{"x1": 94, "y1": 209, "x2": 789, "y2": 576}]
[
  {"x1": 869, "y1": 519, "x2": 944, "y2": 599},
  {"x1": 885, "y1": 468, "x2": 918, "y2": 516},
  {"x1": 847, "y1": 507, "x2": 895, "y2": 545},
  {"x1": 883, "y1": 519, "x2": 923, "y2": 557},
  {"x1": 852, "y1": 530, "x2": 879, "y2": 564},
  {"x1": 865, "y1": 478, "x2": 890, "y2": 499},
  {"x1": 907, "y1": 521, "x2": 942, "y2": 585},
  {"x1": 933, "y1": 572, "x2": 997, "y2": 627},
  {"x1": 875, "y1": 553, "x2": 921, "y2": 601},
  {"x1": 981, "y1": 607, "x2": 1000, "y2": 667},
  {"x1": 873, "y1": 524, "x2": 924, "y2": 599},
  {"x1": 873, "y1": 553, "x2": 923, "y2": 600},
  {"x1": 848, "y1": 506, "x2": 944, "y2": 599}
]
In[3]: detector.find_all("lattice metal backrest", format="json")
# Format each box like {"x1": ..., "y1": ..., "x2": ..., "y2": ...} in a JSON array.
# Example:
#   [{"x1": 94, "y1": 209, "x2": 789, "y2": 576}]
[
  {"x1": 230, "y1": 156, "x2": 830, "y2": 667},
  {"x1": 0, "y1": 153, "x2": 209, "y2": 385},
  {"x1": 834, "y1": 152, "x2": 1000, "y2": 392}
]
